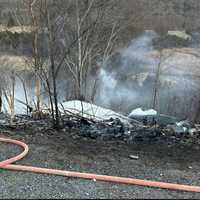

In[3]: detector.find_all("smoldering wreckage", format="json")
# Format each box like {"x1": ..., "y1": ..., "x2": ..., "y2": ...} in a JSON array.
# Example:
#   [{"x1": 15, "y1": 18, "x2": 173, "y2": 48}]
[
  {"x1": 0, "y1": 99, "x2": 199, "y2": 143},
  {"x1": 1, "y1": 30, "x2": 200, "y2": 144}
]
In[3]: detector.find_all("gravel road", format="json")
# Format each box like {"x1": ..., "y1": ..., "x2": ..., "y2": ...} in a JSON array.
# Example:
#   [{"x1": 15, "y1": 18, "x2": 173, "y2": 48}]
[{"x1": 0, "y1": 130, "x2": 200, "y2": 199}]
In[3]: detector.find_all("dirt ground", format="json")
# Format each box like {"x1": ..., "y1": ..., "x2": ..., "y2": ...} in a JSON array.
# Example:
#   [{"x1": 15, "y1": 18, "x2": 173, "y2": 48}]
[{"x1": 0, "y1": 128, "x2": 200, "y2": 199}]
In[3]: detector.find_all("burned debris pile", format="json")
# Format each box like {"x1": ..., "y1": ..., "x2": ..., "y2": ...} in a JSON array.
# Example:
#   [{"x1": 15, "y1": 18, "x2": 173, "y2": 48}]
[
  {"x1": 0, "y1": 100, "x2": 200, "y2": 143},
  {"x1": 62, "y1": 114, "x2": 160, "y2": 142}
]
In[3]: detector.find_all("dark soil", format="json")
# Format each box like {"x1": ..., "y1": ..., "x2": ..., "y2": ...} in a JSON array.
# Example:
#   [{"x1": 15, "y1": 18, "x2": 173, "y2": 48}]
[{"x1": 0, "y1": 128, "x2": 200, "y2": 199}]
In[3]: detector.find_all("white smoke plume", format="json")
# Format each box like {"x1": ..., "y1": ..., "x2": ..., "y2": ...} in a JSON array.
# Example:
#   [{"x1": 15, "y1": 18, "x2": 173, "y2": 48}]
[
  {"x1": 95, "y1": 31, "x2": 158, "y2": 112},
  {"x1": 95, "y1": 31, "x2": 200, "y2": 118}
]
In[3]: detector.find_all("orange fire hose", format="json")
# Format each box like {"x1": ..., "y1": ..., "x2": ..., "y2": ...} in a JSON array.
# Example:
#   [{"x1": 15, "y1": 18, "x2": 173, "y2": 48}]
[{"x1": 0, "y1": 137, "x2": 200, "y2": 193}]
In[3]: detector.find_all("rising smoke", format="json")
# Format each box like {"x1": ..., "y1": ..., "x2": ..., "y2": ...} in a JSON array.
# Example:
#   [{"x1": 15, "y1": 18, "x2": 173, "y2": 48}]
[
  {"x1": 1, "y1": 30, "x2": 200, "y2": 120},
  {"x1": 95, "y1": 31, "x2": 200, "y2": 119},
  {"x1": 95, "y1": 31, "x2": 158, "y2": 112}
]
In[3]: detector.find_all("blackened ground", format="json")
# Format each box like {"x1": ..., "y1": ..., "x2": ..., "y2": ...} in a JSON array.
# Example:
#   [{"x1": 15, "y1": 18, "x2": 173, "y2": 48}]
[{"x1": 0, "y1": 128, "x2": 200, "y2": 199}]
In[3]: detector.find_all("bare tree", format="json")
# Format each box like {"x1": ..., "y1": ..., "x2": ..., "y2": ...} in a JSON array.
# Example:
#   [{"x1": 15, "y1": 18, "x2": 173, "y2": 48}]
[
  {"x1": 152, "y1": 49, "x2": 174, "y2": 111},
  {"x1": 21, "y1": 0, "x2": 136, "y2": 128},
  {"x1": 152, "y1": 50, "x2": 163, "y2": 110},
  {"x1": 0, "y1": 70, "x2": 16, "y2": 124},
  {"x1": 62, "y1": 0, "x2": 121, "y2": 101},
  {"x1": 21, "y1": 0, "x2": 63, "y2": 128},
  {"x1": 28, "y1": 0, "x2": 42, "y2": 111},
  {"x1": 23, "y1": 0, "x2": 119, "y2": 127}
]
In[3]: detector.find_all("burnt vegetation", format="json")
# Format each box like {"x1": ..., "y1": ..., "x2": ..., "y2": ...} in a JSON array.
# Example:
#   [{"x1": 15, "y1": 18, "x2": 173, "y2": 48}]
[{"x1": 0, "y1": 0, "x2": 200, "y2": 144}]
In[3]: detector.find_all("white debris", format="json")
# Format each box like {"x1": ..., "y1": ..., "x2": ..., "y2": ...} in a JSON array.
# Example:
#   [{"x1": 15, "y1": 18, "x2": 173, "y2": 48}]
[
  {"x1": 167, "y1": 30, "x2": 192, "y2": 40},
  {"x1": 59, "y1": 100, "x2": 130, "y2": 123},
  {"x1": 176, "y1": 120, "x2": 188, "y2": 127},
  {"x1": 183, "y1": 127, "x2": 188, "y2": 132},
  {"x1": 128, "y1": 108, "x2": 157, "y2": 117},
  {"x1": 188, "y1": 128, "x2": 197, "y2": 136},
  {"x1": 129, "y1": 155, "x2": 139, "y2": 160},
  {"x1": 167, "y1": 124, "x2": 186, "y2": 134}
]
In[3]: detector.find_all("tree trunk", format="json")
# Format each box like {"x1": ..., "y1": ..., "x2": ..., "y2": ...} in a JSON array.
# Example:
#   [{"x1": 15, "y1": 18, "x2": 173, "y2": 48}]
[
  {"x1": 30, "y1": 0, "x2": 42, "y2": 112},
  {"x1": 10, "y1": 72, "x2": 15, "y2": 124},
  {"x1": 35, "y1": 77, "x2": 41, "y2": 110},
  {"x1": 47, "y1": 11, "x2": 60, "y2": 129},
  {"x1": 34, "y1": 29, "x2": 42, "y2": 111},
  {"x1": 152, "y1": 53, "x2": 162, "y2": 110},
  {"x1": 0, "y1": 89, "x2": 2, "y2": 113}
]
